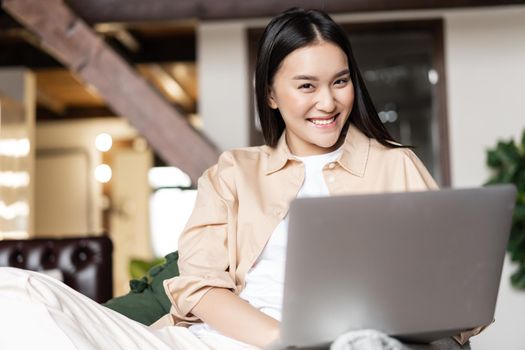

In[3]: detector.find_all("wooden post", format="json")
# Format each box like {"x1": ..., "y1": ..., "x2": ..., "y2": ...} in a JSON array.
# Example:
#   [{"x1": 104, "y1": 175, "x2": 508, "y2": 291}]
[{"x1": 3, "y1": 0, "x2": 219, "y2": 183}]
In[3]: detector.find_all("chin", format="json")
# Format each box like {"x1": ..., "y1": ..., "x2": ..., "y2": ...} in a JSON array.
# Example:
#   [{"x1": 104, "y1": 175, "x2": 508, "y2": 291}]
[{"x1": 313, "y1": 138, "x2": 340, "y2": 151}]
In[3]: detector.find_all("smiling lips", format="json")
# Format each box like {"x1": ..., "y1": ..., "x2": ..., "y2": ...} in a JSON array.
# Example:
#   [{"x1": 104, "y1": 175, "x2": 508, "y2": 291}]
[{"x1": 307, "y1": 113, "x2": 339, "y2": 127}]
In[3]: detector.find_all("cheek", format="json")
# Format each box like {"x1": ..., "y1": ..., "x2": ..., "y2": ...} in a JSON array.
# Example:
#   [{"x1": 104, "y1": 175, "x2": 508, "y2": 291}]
[
  {"x1": 278, "y1": 90, "x2": 312, "y2": 113},
  {"x1": 337, "y1": 86, "x2": 355, "y2": 109}
]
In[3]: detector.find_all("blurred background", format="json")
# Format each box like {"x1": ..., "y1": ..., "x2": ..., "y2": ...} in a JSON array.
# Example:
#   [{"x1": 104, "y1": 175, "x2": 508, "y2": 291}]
[{"x1": 0, "y1": 1, "x2": 523, "y2": 348}]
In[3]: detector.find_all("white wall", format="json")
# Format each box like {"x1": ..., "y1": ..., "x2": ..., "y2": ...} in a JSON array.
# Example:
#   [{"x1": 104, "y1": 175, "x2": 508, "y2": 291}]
[
  {"x1": 444, "y1": 7, "x2": 525, "y2": 350},
  {"x1": 197, "y1": 5, "x2": 525, "y2": 349},
  {"x1": 198, "y1": 22, "x2": 250, "y2": 150},
  {"x1": 445, "y1": 7, "x2": 525, "y2": 187}
]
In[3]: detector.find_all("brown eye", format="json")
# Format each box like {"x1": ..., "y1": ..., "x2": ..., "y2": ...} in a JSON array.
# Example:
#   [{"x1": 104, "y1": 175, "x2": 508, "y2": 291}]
[
  {"x1": 299, "y1": 83, "x2": 314, "y2": 90},
  {"x1": 334, "y1": 79, "x2": 349, "y2": 86}
]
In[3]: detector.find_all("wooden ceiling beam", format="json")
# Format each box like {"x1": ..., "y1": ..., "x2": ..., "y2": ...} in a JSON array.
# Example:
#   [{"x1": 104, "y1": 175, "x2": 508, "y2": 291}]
[
  {"x1": 36, "y1": 88, "x2": 67, "y2": 115},
  {"x1": 0, "y1": 9, "x2": 21, "y2": 29},
  {"x1": 126, "y1": 31, "x2": 196, "y2": 63},
  {"x1": 64, "y1": 0, "x2": 525, "y2": 23},
  {"x1": 0, "y1": 37, "x2": 196, "y2": 69},
  {"x1": 0, "y1": 32, "x2": 195, "y2": 69},
  {"x1": 0, "y1": 40, "x2": 63, "y2": 68},
  {"x1": 138, "y1": 64, "x2": 196, "y2": 113},
  {"x1": 97, "y1": 27, "x2": 141, "y2": 53},
  {"x1": 36, "y1": 103, "x2": 192, "y2": 121},
  {"x1": 3, "y1": 0, "x2": 218, "y2": 183},
  {"x1": 36, "y1": 105, "x2": 116, "y2": 120}
]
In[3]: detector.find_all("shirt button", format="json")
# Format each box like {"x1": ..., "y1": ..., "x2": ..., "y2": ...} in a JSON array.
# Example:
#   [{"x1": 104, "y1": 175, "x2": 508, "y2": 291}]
[
  {"x1": 327, "y1": 175, "x2": 335, "y2": 183},
  {"x1": 328, "y1": 162, "x2": 336, "y2": 169}
]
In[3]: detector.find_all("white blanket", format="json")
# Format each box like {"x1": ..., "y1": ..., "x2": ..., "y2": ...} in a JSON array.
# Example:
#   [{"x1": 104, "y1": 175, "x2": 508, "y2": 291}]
[{"x1": 0, "y1": 267, "x2": 227, "y2": 350}]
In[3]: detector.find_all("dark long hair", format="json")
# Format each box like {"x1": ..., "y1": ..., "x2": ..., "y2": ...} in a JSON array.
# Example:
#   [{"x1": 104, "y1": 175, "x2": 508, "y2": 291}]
[{"x1": 255, "y1": 7, "x2": 405, "y2": 148}]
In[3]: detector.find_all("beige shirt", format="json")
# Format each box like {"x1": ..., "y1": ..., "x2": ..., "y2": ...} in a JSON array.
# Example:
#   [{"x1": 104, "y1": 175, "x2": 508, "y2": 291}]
[
  {"x1": 160, "y1": 124, "x2": 486, "y2": 344},
  {"x1": 163, "y1": 124, "x2": 438, "y2": 325}
]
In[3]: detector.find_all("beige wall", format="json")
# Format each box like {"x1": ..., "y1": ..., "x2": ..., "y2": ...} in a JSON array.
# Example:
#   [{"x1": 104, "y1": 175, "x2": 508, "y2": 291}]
[
  {"x1": 0, "y1": 68, "x2": 36, "y2": 238},
  {"x1": 35, "y1": 149, "x2": 91, "y2": 235},
  {"x1": 198, "y1": 5, "x2": 525, "y2": 349},
  {"x1": 35, "y1": 118, "x2": 138, "y2": 235},
  {"x1": 110, "y1": 147, "x2": 154, "y2": 295},
  {"x1": 36, "y1": 118, "x2": 154, "y2": 295}
]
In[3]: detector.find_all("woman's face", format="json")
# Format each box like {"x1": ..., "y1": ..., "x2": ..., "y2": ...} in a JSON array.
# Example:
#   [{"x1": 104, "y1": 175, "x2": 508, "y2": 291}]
[{"x1": 268, "y1": 41, "x2": 354, "y2": 156}]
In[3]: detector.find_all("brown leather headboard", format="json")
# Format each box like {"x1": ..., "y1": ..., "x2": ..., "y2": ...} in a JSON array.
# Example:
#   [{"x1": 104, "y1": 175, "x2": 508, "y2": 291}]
[{"x1": 0, "y1": 236, "x2": 113, "y2": 303}]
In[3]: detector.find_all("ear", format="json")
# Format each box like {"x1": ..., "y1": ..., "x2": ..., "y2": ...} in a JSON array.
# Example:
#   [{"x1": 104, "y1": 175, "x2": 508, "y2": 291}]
[{"x1": 267, "y1": 88, "x2": 278, "y2": 109}]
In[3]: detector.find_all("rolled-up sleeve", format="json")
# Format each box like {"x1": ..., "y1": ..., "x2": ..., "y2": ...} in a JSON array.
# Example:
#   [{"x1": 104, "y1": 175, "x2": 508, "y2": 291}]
[{"x1": 163, "y1": 152, "x2": 237, "y2": 323}]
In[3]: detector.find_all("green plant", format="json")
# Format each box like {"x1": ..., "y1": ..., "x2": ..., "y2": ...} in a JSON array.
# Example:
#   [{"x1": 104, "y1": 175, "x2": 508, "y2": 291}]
[{"x1": 486, "y1": 130, "x2": 525, "y2": 289}]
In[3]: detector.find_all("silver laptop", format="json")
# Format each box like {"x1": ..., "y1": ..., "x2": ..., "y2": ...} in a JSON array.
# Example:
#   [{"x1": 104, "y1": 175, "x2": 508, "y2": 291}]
[{"x1": 267, "y1": 185, "x2": 516, "y2": 349}]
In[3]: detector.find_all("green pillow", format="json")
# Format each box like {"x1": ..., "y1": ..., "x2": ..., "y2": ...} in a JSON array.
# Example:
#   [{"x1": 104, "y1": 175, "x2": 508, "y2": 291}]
[{"x1": 103, "y1": 251, "x2": 179, "y2": 325}]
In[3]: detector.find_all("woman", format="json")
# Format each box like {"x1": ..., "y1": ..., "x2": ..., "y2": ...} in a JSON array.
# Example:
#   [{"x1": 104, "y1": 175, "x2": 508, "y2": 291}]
[
  {"x1": 164, "y1": 7, "x2": 440, "y2": 349},
  {"x1": 0, "y1": 7, "x2": 476, "y2": 350}
]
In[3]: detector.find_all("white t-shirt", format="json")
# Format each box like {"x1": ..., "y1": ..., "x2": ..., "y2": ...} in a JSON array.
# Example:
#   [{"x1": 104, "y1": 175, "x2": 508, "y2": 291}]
[{"x1": 188, "y1": 146, "x2": 343, "y2": 348}]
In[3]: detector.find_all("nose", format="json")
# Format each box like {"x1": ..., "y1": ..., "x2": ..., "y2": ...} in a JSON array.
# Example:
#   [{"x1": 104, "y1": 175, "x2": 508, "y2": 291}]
[{"x1": 315, "y1": 87, "x2": 336, "y2": 113}]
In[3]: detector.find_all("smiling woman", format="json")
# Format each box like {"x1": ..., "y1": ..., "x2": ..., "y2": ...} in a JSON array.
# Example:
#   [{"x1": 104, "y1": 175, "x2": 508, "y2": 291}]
[
  {"x1": 0, "y1": 7, "x2": 477, "y2": 350},
  {"x1": 254, "y1": 8, "x2": 407, "y2": 157},
  {"x1": 176, "y1": 7, "x2": 442, "y2": 349},
  {"x1": 267, "y1": 42, "x2": 354, "y2": 155}
]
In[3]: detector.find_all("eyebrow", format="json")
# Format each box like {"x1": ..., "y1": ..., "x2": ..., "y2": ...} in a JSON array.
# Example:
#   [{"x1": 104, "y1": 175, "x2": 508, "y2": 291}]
[{"x1": 292, "y1": 69, "x2": 350, "y2": 81}]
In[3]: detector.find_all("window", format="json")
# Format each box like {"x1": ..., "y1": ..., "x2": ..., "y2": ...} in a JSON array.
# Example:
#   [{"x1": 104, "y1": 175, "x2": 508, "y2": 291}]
[
  {"x1": 148, "y1": 166, "x2": 196, "y2": 256},
  {"x1": 345, "y1": 20, "x2": 449, "y2": 185}
]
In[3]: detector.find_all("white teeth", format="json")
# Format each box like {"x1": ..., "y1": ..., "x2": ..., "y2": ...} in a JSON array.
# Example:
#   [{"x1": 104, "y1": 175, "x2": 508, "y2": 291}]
[{"x1": 310, "y1": 117, "x2": 335, "y2": 125}]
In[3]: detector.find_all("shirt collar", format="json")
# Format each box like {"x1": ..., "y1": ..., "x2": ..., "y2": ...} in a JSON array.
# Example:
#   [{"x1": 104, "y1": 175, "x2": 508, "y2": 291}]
[
  {"x1": 265, "y1": 123, "x2": 370, "y2": 177},
  {"x1": 337, "y1": 123, "x2": 370, "y2": 177},
  {"x1": 265, "y1": 132, "x2": 294, "y2": 175}
]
